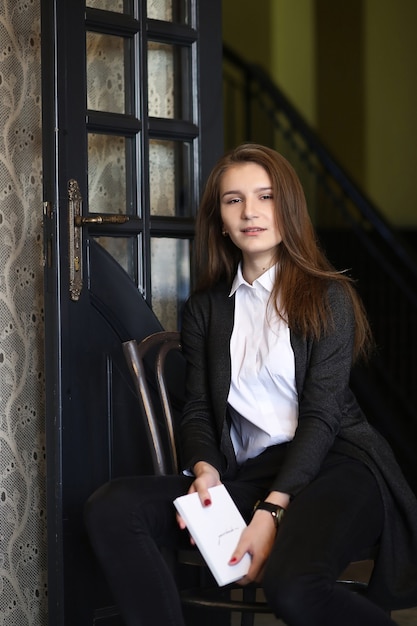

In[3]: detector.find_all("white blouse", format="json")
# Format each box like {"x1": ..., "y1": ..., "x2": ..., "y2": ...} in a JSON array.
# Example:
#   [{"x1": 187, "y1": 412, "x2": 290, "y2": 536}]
[{"x1": 228, "y1": 264, "x2": 298, "y2": 464}]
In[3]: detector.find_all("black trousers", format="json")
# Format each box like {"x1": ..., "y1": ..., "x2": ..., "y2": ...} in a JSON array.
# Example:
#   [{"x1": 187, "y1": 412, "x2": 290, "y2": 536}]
[{"x1": 84, "y1": 447, "x2": 396, "y2": 626}]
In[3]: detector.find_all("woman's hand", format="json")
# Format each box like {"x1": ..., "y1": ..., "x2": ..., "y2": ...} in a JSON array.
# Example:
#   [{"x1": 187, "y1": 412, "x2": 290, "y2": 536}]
[
  {"x1": 228, "y1": 510, "x2": 277, "y2": 584},
  {"x1": 176, "y1": 461, "x2": 221, "y2": 537},
  {"x1": 229, "y1": 492, "x2": 289, "y2": 584},
  {"x1": 188, "y1": 461, "x2": 222, "y2": 502}
]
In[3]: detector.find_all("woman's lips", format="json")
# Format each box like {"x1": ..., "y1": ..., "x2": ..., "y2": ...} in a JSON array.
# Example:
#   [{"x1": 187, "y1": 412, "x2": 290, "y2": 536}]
[{"x1": 241, "y1": 227, "x2": 266, "y2": 233}]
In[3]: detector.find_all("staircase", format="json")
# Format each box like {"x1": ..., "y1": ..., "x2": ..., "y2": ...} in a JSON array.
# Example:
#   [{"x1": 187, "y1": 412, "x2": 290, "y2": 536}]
[{"x1": 223, "y1": 45, "x2": 417, "y2": 493}]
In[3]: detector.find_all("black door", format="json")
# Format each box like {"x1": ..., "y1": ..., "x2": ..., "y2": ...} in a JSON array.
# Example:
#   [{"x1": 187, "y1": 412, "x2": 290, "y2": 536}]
[{"x1": 41, "y1": 1, "x2": 223, "y2": 623}]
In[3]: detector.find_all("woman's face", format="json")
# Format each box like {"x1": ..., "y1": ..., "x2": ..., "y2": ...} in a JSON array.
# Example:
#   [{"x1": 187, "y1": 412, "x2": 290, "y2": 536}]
[{"x1": 220, "y1": 162, "x2": 282, "y2": 270}]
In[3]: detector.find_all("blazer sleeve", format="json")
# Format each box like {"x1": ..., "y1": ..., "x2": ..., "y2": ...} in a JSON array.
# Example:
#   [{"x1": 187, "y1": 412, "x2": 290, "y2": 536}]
[
  {"x1": 270, "y1": 282, "x2": 363, "y2": 496},
  {"x1": 179, "y1": 292, "x2": 227, "y2": 475}
]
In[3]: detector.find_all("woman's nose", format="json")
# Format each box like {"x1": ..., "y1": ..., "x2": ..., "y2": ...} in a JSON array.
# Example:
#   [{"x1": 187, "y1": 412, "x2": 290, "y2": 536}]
[{"x1": 241, "y1": 198, "x2": 257, "y2": 219}]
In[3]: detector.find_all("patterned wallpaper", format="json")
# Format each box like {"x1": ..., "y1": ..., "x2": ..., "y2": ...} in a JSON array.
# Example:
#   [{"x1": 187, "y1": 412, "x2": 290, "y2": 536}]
[{"x1": 0, "y1": 1, "x2": 47, "y2": 624}]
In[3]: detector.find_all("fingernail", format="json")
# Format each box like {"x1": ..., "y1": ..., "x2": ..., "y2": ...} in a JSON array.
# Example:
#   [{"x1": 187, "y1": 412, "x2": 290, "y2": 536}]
[
  {"x1": 229, "y1": 557, "x2": 237, "y2": 564},
  {"x1": 204, "y1": 498, "x2": 211, "y2": 507}
]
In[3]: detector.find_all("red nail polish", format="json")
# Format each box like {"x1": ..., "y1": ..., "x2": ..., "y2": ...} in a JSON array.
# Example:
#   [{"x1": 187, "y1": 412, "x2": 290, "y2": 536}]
[
  {"x1": 204, "y1": 498, "x2": 211, "y2": 506},
  {"x1": 229, "y1": 557, "x2": 237, "y2": 564}
]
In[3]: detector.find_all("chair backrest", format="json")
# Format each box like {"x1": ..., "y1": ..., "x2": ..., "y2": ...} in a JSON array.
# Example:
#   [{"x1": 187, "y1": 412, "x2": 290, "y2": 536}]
[{"x1": 123, "y1": 331, "x2": 182, "y2": 476}]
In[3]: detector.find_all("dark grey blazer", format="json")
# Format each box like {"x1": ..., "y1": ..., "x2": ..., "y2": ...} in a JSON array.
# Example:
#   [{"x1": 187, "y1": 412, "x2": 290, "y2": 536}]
[{"x1": 179, "y1": 280, "x2": 417, "y2": 609}]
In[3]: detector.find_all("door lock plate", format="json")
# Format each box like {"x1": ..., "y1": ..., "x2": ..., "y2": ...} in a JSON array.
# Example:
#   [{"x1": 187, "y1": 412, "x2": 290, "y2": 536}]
[{"x1": 68, "y1": 179, "x2": 83, "y2": 301}]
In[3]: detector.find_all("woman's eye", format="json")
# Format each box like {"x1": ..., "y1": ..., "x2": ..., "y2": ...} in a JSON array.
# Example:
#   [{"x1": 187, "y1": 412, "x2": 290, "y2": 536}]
[
  {"x1": 228, "y1": 197, "x2": 242, "y2": 204},
  {"x1": 261, "y1": 194, "x2": 273, "y2": 200}
]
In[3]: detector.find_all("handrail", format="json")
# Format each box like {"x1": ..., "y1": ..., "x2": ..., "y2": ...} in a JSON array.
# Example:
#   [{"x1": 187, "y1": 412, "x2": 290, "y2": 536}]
[{"x1": 223, "y1": 45, "x2": 417, "y2": 283}]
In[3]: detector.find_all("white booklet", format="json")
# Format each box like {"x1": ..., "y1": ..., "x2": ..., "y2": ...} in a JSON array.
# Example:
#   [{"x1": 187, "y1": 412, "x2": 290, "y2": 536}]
[{"x1": 173, "y1": 484, "x2": 251, "y2": 586}]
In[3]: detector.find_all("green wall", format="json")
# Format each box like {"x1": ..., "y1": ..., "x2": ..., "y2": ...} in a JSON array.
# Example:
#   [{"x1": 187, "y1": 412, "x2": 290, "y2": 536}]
[
  {"x1": 222, "y1": 0, "x2": 417, "y2": 228},
  {"x1": 365, "y1": 0, "x2": 417, "y2": 228},
  {"x1": 270, "y1": 0, "x2": 316, "y2": 127}
]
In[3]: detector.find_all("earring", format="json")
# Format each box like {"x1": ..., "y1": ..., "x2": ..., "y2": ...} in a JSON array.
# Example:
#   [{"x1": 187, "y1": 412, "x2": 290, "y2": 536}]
[{"x1": 222, "y1": 229, "x2": 228, "y2": 237}]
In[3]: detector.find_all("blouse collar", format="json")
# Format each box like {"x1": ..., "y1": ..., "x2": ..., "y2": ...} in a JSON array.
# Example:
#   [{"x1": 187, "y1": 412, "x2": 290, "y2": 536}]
[{"x1": 229, "y1": 262, "x2": 277, "y2": 297}]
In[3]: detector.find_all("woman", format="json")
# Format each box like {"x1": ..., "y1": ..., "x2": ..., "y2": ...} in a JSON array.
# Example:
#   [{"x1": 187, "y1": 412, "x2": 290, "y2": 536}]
[{"x1": 85, "y1": 144, "x2": 417, "y2": 626}]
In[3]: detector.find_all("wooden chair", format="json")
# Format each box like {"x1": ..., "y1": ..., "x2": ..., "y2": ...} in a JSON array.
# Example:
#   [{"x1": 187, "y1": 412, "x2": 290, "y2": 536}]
[{"x1": 123, "y1": 330, "x2": 377, "y2": 625}]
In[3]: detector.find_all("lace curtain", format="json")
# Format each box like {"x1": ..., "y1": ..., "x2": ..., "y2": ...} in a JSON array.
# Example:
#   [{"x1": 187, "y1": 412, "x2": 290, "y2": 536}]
[{"x1": 0, "y1": 1, "x2": 47, "y2": 625}]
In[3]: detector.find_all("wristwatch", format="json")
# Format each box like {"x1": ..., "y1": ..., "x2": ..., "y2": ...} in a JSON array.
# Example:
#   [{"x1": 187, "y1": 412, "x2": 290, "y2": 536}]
[{"x1": 252, "y1": 500, "x2": 286, "y2": 529}]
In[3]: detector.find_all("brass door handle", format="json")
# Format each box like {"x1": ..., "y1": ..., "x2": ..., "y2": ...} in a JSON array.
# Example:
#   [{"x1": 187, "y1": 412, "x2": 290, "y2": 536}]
[
  {"x1": 74, "y1": 214, "x2": 130, "y2": 227},
  {"x1": 68, "y1": 179, "x2": 131, "y2": 301}
]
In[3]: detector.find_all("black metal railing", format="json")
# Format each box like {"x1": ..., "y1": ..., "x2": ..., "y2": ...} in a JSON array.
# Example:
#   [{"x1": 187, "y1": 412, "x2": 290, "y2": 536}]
[{"x1": 223, "y1": 45, "x2": 417, "y2": 486}]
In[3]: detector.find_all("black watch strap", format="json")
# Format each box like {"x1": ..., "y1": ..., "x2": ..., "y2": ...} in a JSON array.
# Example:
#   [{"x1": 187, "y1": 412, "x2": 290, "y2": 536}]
[{"x1": 252, "y1": 500, "x2": 285, "y2": 528}]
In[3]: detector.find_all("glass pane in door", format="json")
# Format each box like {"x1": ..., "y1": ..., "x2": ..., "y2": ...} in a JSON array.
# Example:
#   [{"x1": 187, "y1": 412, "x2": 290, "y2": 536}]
[
  {"x1": 147, "y1": 0, "x2": 190, "y2": 23},
  {"x1": 93, "y1": 236, "x2": 140, "y2": 284},
  {"x1": 148, "y1": 42, "x2": 191, "y2": 120},
  {"x1": 149, "y1": 139, "x2": 193, "y2": 217},
  {"x1": 151, "y1": 237, "x2": 190, "y2": 330},
  {"x1": 86, "y1": 0, "x2": 127, "y2": 13},
  {"x1": 87, "y1": 32, "x2": 128, "y2": 114},
  {"x1": 147, "y1": 0, "x2": 173, "y2": 20},
  {"x1": 88, "y1": 133, "x2": 136, "y2": 215}
]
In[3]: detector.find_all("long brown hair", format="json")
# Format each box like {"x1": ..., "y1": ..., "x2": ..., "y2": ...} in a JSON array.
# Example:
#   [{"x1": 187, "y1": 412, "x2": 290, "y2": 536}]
[{"x1": 194, "y1": 143, "x2": 372, "y2": 361}]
